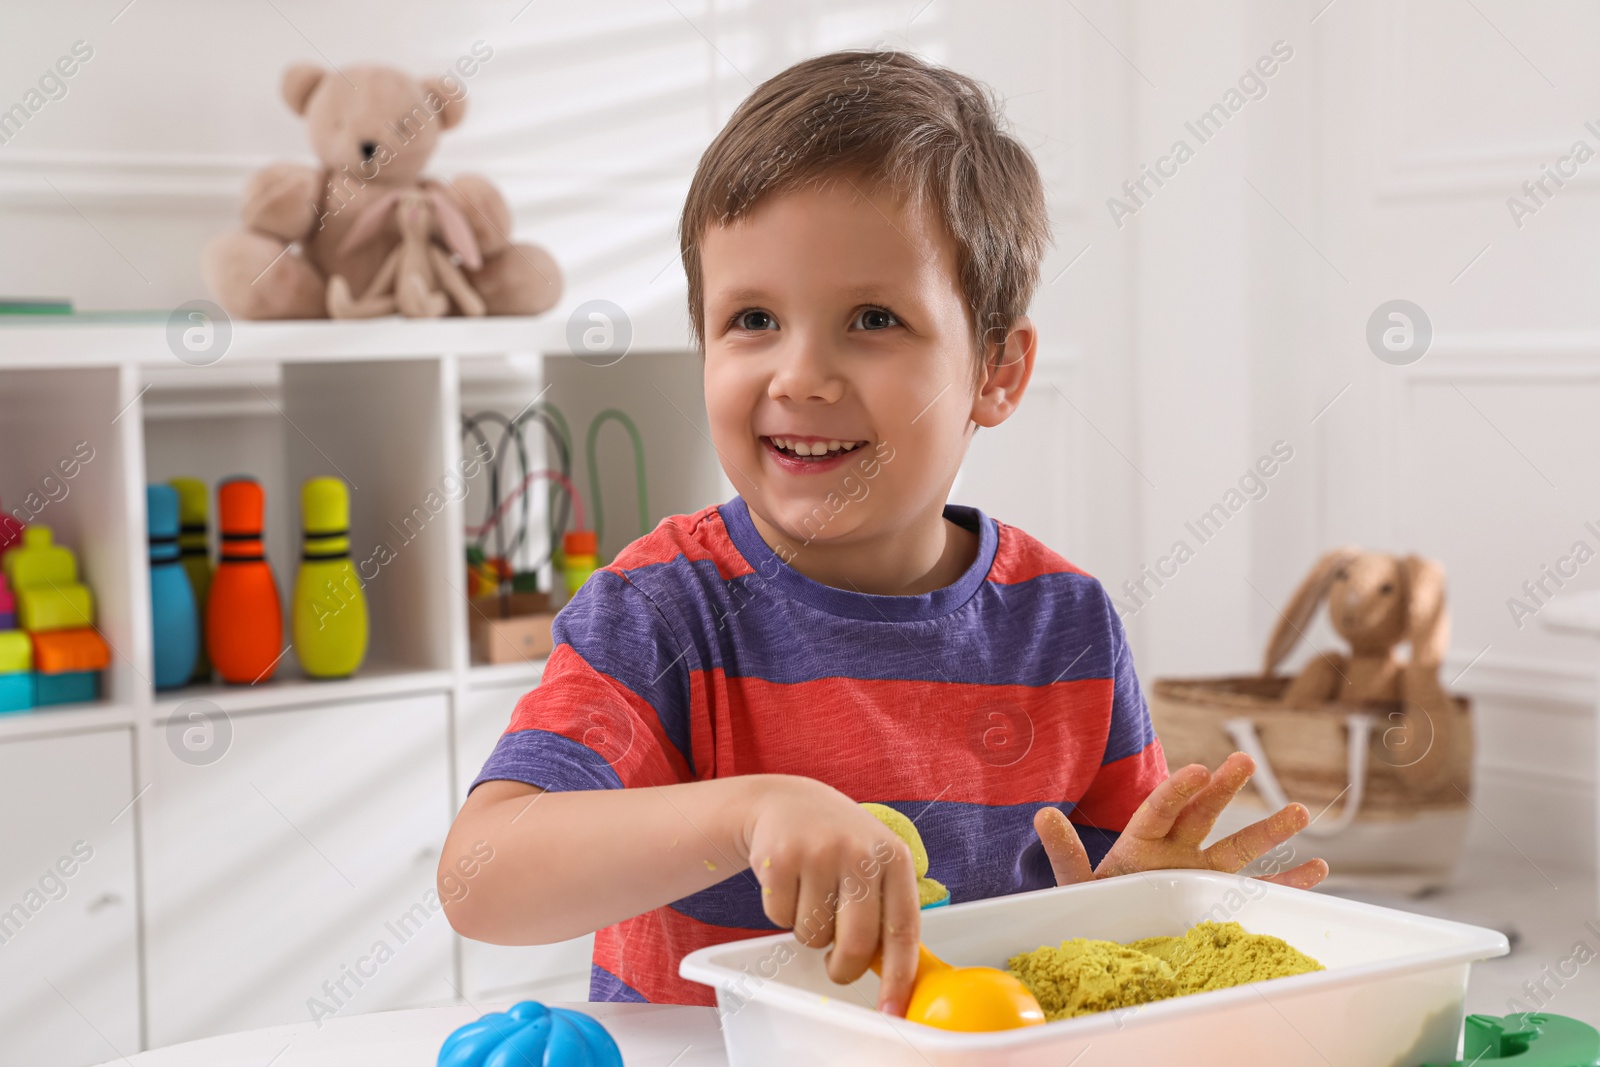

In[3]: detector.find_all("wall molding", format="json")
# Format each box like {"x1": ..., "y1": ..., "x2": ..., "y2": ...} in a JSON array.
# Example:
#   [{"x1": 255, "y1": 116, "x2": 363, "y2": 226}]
[
  {"x1": 1399, "y1": 332, "x2": 1600, "y2": 381},
  {"x1": 0, "y1": 148, "x2": 688, "y2": 212},
  {"x1": 1375, "y1": 3, "x2": 1600, "y2": 203},
  {"x1": 1444, "y1": 646, "x2": 1595, "y2": 712}
]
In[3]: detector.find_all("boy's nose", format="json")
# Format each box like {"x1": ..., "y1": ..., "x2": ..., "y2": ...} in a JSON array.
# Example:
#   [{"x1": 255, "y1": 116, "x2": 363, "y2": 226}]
[{"x1": 767, "y1": 338, "x2": 845, "y2": 404}]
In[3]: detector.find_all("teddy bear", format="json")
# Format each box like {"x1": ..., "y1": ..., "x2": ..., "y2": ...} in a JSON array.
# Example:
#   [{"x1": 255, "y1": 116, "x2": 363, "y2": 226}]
[{"x1": 203, "y1": 63, "x2": 561, "y2": 320}]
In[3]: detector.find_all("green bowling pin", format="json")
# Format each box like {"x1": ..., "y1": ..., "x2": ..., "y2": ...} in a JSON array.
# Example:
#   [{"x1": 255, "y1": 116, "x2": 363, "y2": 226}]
[
  {"x1": 292, "y1": 477, "x2": 367, "y2": 678},
  {"x1": 169, "y1": 477, "x2": 213, "y2": 681}
]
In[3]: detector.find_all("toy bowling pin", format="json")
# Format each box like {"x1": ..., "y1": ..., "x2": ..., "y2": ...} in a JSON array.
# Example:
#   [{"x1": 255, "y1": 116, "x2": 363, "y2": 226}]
[
  {"x1": 147, "y1": 485, "x2": 198, "y2": 690},
  {"x1": 293, "y1": 477, "x2": 367, "y2": 678},
  {"x1": 169, "y1": 476, "x2": 213, "y2": 681},
  {"x1": 206, "y1": 478, "x2": 283, "y2": 684}
]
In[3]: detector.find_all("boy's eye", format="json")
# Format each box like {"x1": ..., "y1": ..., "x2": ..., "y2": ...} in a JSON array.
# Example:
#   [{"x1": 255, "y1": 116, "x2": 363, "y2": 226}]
[
  {"x1": 733, "y1": 309, "x2": 777, "y2": 332},
  {"x1": 853, "y1": 307, "x2": 900, "y2": 331}
]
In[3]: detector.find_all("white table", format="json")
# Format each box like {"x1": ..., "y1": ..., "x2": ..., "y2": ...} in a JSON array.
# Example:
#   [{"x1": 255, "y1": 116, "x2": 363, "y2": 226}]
[{"x1": 94, "y1": 1002, "x2": 729, "y2": 1067}]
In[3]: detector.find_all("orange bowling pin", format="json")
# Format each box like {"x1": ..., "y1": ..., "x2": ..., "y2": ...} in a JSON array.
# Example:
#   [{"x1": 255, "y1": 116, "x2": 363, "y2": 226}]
[{"x1": 206, "y1": 478, "x2": 283, "y2": 684}]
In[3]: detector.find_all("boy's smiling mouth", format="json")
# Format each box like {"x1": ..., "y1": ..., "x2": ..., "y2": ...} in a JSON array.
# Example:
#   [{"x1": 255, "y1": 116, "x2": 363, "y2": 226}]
[{"x1": 760, "y1": 435, "x2": 867, "y2": 474}]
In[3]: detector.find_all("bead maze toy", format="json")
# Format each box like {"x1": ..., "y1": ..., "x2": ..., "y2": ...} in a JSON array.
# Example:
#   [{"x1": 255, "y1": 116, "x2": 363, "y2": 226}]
[
  {"x1": 292, "y1": 476, "x2": 368, "y2": 679},
  {"x1": 458, "y1": 404, "x2": 650, "y2": 663}
]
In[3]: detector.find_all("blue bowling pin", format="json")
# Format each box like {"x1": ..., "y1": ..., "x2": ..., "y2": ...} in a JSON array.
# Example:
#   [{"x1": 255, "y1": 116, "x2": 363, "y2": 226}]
[{"x1": 148, "y1": 484, "x2": 199, "y2": 689}]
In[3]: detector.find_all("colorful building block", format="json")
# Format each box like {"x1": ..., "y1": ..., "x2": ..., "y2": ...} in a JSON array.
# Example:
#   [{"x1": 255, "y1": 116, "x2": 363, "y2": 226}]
[
  {"x1": 17, "y1": 583, "x2": 93, "y2": 632},
  {"x1": 0, "y1": 629, "x2": 31, "y2": 713},
  {"x1": 0, "y1": 672, "x2": 32, "y2": 713},
  {"x1": 3, "y1": 526, "x2": 76, "y2": 588},
  {"x1": 0, "y1": 630, "x2": 30, "y2": 673},
  {"x1": 35, "y1": 672, "x2": 94, "y2": 706},
  {"x1": 31, "y1": 629, "x2": 110, "y2": 674}
]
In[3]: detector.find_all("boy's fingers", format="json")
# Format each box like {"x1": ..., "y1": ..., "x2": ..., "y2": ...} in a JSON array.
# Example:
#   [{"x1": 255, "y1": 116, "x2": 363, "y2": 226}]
[
  {"x1": 825, "y1": 866, "x2": 880, "y2": 985},
  {"x1": 1033, "y1": 807, "x2": 1093, "y2": 886},
  {"x1": 876, "y1": 843, "x2": 921, "y2": 1016},
  {"x1": 1123, "y1": 764, "x2": 1211, "y2": 842},
  {"x1": 792, "y1": 871, "x2": 838, "y2": 950},
  {"x1": 757, "y1": 855, "x2": 799, "y2": 931},
  {"x1": 1202, "y1": 802, "x2": 1309, "y2": 873},
  {"x1": 1256, "y1": 857, "x2": 1328, "y2": 890},
  {"x1": 1168, "y1": 752, "x2": 1256, "y2": 846}
]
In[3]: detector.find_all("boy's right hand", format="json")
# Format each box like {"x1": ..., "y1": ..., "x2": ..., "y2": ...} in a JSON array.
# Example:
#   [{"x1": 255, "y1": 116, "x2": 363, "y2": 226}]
[{"x1": 742, "y1": 775, "x2": 922, "y2": 1016}]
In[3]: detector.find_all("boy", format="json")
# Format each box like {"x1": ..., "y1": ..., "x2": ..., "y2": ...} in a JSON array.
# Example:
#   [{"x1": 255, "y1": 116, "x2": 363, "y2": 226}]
[{"x1": 440, "y1": 49, "x2": 1327, "y2": 1018}]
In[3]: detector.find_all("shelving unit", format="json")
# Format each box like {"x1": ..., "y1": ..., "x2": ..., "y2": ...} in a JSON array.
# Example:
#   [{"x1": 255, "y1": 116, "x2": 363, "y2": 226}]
[{"x1": 0, "y1": 315, "x2": 676, "y2": 1065}]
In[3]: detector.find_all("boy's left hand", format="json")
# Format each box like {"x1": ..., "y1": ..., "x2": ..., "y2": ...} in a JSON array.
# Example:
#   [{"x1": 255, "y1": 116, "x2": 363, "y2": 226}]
[{"x1": 1034, "y1": 752, "x2": 1329, "y2": 889}]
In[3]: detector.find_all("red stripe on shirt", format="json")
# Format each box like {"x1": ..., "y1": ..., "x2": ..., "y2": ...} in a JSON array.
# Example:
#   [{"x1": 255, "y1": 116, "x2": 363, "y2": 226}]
[
  {"x1": 1069, "y1": 737, "x2": 1168, "y2": 831},
  {"x1": 595, "y1": 907, "x2": 773, "y2": 1006},
  {"x1": 508, "y1": 644, "x2": 693, "y2": 787},
  {"x1": 987, "y1": 521, "x2": 1091, "y2": 585},
  {"x1": 604, "y1": 506, "x2": 755, "y2": 581},
  {"x1": 694, "y1": 670, "x2": 1115, "y2": 807}
]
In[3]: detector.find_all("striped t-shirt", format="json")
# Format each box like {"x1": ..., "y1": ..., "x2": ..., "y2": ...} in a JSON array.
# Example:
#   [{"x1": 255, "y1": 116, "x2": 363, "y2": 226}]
[{"x1": 470, "y1": 497, "x2": 1168, "y2": 1005}]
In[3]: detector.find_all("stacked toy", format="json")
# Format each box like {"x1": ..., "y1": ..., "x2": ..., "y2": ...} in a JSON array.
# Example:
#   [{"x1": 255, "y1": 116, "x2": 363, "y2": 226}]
[
  {"x1": 1, "y1": 526, "x2": 110, "y2": 707},
  {"x1": 0, "y1": 574, "x2": 28, "y2": 713}
]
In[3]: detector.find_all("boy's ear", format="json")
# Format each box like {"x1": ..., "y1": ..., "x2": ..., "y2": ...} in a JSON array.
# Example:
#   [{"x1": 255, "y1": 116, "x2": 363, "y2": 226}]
[{"x1": 970, "y1": 315, "x2": 1037, "y2": 429}]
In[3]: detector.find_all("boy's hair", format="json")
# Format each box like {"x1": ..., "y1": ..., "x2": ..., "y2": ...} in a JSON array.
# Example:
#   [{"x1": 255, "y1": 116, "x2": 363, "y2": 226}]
[{"x1": 679, "y1": 49, "x2": 1049, "y2": 363}]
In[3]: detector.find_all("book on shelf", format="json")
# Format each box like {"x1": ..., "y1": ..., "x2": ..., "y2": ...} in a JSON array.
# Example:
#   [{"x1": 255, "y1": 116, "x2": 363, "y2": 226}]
[{"x1": 0, "y1": 298, "x2": 73, "y2": 315}]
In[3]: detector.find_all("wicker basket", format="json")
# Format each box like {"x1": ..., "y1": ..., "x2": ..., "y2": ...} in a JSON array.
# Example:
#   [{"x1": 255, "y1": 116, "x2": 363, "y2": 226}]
[{"x1": 1148, "y1": 675, "x2": 1474, "y2": 893}]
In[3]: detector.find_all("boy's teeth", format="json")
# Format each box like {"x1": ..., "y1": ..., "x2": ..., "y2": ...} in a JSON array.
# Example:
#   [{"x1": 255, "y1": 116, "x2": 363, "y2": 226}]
[{"x1": 769, "y1": 437, "x2": 863, "y2": 458}]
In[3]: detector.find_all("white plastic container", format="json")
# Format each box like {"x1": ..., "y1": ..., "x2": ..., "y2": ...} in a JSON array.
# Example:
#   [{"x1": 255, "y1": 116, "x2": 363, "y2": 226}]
[{"x1": 680, "y1": 870, "x2": 1509, "y2": 1067}]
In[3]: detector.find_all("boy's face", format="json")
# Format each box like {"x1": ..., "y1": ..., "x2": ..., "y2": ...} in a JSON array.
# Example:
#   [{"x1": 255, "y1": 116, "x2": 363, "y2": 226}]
[{"x1": 699, "y1": 179, "x2": 1031, "y2": 551}]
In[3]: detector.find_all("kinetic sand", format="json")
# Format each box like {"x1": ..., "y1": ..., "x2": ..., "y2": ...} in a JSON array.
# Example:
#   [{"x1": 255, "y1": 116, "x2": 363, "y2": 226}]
[{"x1": 1007, "y1": 921, "x2": 1324, "y2": 1021}]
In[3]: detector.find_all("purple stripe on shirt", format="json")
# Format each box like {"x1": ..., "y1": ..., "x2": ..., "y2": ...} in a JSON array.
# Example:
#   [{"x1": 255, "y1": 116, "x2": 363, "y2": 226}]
[{"x1": 470, "y1": 729, "x2": 622, "y2": 795}]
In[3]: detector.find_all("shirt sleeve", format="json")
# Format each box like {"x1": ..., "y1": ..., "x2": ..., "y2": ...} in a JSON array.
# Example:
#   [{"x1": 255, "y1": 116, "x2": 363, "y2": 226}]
[
  {"x1": 1068, "y1": 584, "x2": 1170, "y2": 866},
  {"x1": 469, "y1": 569, "x2": 698, "y2": 795}
]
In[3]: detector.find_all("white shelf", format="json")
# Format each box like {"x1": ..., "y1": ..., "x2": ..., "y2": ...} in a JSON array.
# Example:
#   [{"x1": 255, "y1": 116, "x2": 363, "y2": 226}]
[
  {"x1": 147, "y1": 664, "x2": 457, "y2": 720},
  {"x1": 0, "y1": 313, "x2": 696, "y2": 1059},
  {"x1": 466, "y1": 658, "x2": 547, "y2": 691},
  {"x1": 0, "y1": 314, "x2": 553, "y2": 369},
  {"x1": 0, "y1": 701, "x2": 138, "y2": 740}
]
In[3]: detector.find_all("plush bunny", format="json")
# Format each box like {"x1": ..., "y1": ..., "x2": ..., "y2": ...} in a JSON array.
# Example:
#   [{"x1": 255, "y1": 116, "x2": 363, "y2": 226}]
[
  {"x1": 1262, "y1": 547, "x2": 1461, "y2": 786},
  {"x1": 326, "y1": 187, "x2": 486, "y2": 318}
]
